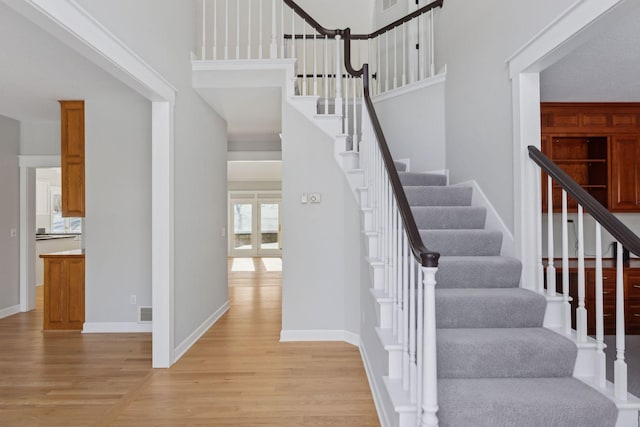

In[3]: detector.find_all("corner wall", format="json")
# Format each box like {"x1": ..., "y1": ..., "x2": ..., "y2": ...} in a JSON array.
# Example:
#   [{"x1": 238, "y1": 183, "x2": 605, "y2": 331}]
[{"x1": 0, "y1": 115, "x2": 20, "y2": 316}]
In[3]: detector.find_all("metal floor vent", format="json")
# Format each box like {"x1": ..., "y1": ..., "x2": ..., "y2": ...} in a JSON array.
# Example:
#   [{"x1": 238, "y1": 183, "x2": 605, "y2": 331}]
[{"x1": 138, "y1": 306, "x2": 152, "y2": 323}]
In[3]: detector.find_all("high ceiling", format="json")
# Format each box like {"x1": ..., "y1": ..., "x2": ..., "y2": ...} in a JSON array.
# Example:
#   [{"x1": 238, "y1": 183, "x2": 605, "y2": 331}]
[
  {"x1": 0, "y1": 2, "x2": 138, "y2": 122},
  {"x1": 540, "y1": 0, "x2": 640, "y2": 102}
]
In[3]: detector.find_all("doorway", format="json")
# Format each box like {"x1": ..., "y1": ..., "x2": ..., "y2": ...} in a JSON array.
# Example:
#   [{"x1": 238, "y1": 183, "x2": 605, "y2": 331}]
[{"x1": 228, "y1": 192, "x2": 282, "y2": 257}]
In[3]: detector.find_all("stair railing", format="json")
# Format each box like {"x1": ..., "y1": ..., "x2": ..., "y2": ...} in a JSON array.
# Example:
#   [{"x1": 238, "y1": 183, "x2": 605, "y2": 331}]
[
  {"x1": 196, "y1": 1, "x2": 444, "y2": 424},
  {"x1": 528, "y1": 145, "x2": 640, "y2": 400}
]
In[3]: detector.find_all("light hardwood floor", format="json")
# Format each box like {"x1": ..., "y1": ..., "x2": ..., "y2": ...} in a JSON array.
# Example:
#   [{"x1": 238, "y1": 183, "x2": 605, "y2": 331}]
[{"x1": 0, "y1": 258, "x2": 379, "y2": 426}]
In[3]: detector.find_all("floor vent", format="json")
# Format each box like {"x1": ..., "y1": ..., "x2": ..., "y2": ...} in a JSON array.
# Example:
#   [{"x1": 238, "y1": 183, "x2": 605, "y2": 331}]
[{"x1": 138, "y1": 306, "x2": 152, "y2": 323}]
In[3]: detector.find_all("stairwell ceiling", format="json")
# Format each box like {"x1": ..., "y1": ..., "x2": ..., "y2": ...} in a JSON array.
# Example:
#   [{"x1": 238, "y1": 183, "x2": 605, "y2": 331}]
[
  {"x1": 0, "y1": 2, "x2": 140, "y2": 122},
  {"x1": 540, "y1": 0, "x2": 640, "y2": 102}
]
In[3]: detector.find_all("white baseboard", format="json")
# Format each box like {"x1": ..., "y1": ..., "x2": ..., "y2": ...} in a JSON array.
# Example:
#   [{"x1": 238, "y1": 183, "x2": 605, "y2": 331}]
[
  {"x1": 173, "y1": 301, "x2": 230, "y2": 363},
  {"x1": 280, "y1": 329, "x2": 360, "y2": 347},
  {"x1": 82, "y1": 322, "x2": 152, "y2": 333},
  {"x1": 0, "y1": 305, "x2": 20, "y2": 320},
  {"x1": 360, "y1": 341, "x2": 392, "y2": 427}
]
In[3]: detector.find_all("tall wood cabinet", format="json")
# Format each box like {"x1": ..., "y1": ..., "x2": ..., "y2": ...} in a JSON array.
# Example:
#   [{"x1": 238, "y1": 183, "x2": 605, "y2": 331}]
[
  {"x1": 541, "y1": 103, "x2": 640, "y2": 212},
  {"x1": 60, "y1": 100, "x2": 85, "y2": 217},
  {"x1": 41, "y1": 250, "x2": 85, "y2": 331}
]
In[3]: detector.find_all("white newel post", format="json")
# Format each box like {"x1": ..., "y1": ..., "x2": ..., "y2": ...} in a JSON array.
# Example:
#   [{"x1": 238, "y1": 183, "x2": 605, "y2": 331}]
[
  {"x1": 335, "y1": 35, "x2": 343, "y2": 118},
  {"x1": 546, "y1": 176, "x2": 556, "y2": 296},
  {"x1": 421, "y1": 266, "x2": 439, "y2": 427}
]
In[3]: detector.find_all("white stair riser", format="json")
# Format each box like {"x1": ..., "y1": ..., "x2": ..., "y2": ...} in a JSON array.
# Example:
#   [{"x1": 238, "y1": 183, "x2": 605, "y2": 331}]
[
  {"x1": 293, "y1": 96, "x2": 320, "y2": 117},
  {"x1": 347, "y1": 170, "x2": 365, "y2": 188},
  {"x1": 574, "y1": 346, "x2": 597, "y2": 378},
  {"x1": 615, "y1": 408, "x2": 639, "y2": 427},
  {"x1": 398, "y1": 412, "x2": 417, "y2": 427},
  {"x1": 543, "y1": 298, "x2": 564, "y2": 329},
  {"x1": 362, "y1": 209, "x2": 373, "y2": 232},
  {"x1": 358, "y1": 188, "x2": 369, "y2": 209},
  {"x1": 380, "y1": 301, "x2": 392, "y2": 329},
  {"x1": 388, "y1": 350, "x2": 403, "y2": 379},
  {"x1": 366, "y1": 234, "x2": 379, "y2": 258},
  {"x1": 342, "y1": 152, "x2": 359, "y2": 171},
  {"x1": 370, "y1": 263, "x2": 384, "y2": 290}
]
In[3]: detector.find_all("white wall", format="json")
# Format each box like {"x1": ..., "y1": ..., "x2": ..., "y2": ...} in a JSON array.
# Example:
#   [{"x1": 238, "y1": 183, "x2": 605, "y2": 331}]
[
  {"x1": 435, "y1": 0, "x2": 575, "y2": 230},
  {"x1": 281, "y1": 102, "x2": 361, "y2": 335},
  {"x1": 296, "y1": 0, "x2": 375, "y2": 34},
  {"x1": 373, "y1": 77, "x2": 446, "y2": 173},
  {"x1": 84, "y1": 90, "x2": 152, "y2": 323},
  {"x1": 76, "y1": 0, "x2": 229, "y2": 346},
  {"x1": 20, "y1": 121, "x2": 60, "y2": 156},
  {"x1": 0, "y1": 115, "x2": 20, "y2": 314}
]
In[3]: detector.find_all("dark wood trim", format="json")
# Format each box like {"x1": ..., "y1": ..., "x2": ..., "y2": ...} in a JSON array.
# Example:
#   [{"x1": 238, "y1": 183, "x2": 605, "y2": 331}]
[
  {"x1": 353, "y1": 0, "x2": 444, "y2": 39},
  {"x1": 528, "y1": 145, "x2": 640, "y2": 257},
  {"x1": 362, "y1": 64, "x2": 439, "y2": 267}
]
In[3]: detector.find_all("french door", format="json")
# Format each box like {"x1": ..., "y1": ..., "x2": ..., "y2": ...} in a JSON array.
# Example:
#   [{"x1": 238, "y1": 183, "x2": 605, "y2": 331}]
[{"x1": 229, "y1": 192, "x2": 281, "y2": 257}]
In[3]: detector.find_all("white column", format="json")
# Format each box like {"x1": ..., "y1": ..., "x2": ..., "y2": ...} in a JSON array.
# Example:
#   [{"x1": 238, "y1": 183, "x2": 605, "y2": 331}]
[
  {"x1": 561, "y1": 190, "x2": 571, "y2": 335},
  {"x1": 270, "y1": 0, "x2": 277, "y2": 58},
  {"x1": 614, "y1": 241, "x2": 628, "y2": 400},
  {"x1": 335, "y1": 35, "x2": 343, "y2": 118},
  {"x1": 594, "y1": 224, "x2": 606, "y2": 388},
  {"x1": 546, "y1": 176, "x2": 556, "y2": 296},
  {"x1": 576, "y1": 205, "x2": 587, "y2": 342}
]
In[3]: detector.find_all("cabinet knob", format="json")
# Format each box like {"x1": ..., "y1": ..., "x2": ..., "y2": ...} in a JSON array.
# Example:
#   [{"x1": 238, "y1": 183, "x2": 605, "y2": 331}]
[{"x1": 603, "y1": 314, "x2": 613, "y2": 317}]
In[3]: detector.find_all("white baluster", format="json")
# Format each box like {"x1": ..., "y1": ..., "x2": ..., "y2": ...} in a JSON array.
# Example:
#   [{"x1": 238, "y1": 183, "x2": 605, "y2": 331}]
[
  {"x1": 335, "y1": 35, "x2": 343, "y2": 118},
  {"x1": 402, "y1": 23, "x2": 407, "y2": 87},
  {"x1": 614, "y1": 241, "x2": 628, "y2": 400},
  {"x1": 393, "y1": 26, "x2": 398, "y2": 89},
  {"x1": 594, "y1": 224, "x2": 606, "y2": 388},
  {"x1": 247, "y1": 0, "x2": 252, "y2": 58},
  {"x1": 429, "y1": 9, "x2": 435, "y2": 76},
  {"x1": 402, "y1": 231, "x2": 410, "y2": 391},
  {"x1": 270, "y1": 0, "x2": 277, "y2": 58},
  {"x1": 577, "y1": 205, "x2": 587, "y2": 342},
  {"x1": 236, "y1": 0, "x2": 240, "y2": 59},
  {"x1": 280, "y1": 0, "x2": 285, "y2": 58},
  {"x1": 385, "y1": 32, "x2": 389, "y2": 92},
  {"x1": 290, "y1": 9, "x2": 295, "y2": 60},
  {"x1": 213, "y1": 0, "x2": 217, "y2": 59},
  {"x1": 345, "y1": 76, "x2": 350, "y2": 141},
  {"x1": 353, "y1": 77, "x2": 358, "y2": 151},
  {"x1": 224, "y1": 0, "x2": 229, "y2": 59},
  {"x1": 409, "y1": 253, "x2": 417, "y2": 403},
  {"x1": 377, "y1": 37, "x2": 382, "y2": 94},
  {"x1": 259, "y1": 0, "x2": 264, "y2": 59},
  {"x1": 201, "y1": 0, "x2": 206, "y2": 59},
  {"x1": 392, "y1": 198, "x2": 398, "y2": 338},
  {"x1": 418, "y1": 14, "x2": 425, "y2": 81},
  {"x1": 324, "y1": 36, "x2": 329, "y2": 114},
  {"x1": 561, "y1": 190, "x2": 571, "y2": 335},
  {"x1": 536, "y1": 164, "x2": 544, "y2": 294},
  {"x1": 313, "y1": 34, "x2": 318, "y2": 96},
  {"x1": 302, "y1": 23, "x2": 307, "y2": 96},
  {"x1": 546, "y1": 177, "x2": 556, "y2": 296},
  {"x1": 421, "y1": 266, "x2": 439, "y2": 427}
]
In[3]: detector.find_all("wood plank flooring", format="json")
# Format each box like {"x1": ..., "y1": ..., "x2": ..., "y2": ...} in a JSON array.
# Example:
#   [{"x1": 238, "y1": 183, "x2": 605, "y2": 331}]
[{"x1": 0, "y1": 258, "x2": 379, "y2": 426}]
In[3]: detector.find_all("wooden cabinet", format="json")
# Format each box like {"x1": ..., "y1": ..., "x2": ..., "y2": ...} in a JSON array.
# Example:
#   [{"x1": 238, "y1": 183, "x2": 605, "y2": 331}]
[
  {"x1": 41, "y1": 251, "x2": 85, "y2": 331},
  {"x1": 541, "y1": 103, "x2": 640, "y2": 212},
  {"x1": 60, "y1": 100, "x2": 85, "y2": 217},
  {"x1": 549, "y1": 260, "x2": 640, "y2": 335},
  {"x1": 611, "y1": 135, "x2": 640, "y2": 211}
]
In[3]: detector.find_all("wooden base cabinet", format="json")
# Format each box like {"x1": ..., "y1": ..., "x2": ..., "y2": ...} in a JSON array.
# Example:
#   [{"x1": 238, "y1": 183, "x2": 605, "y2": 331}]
[{"x1": 41, "y1": 251, "x2": 85, "y2": 331}]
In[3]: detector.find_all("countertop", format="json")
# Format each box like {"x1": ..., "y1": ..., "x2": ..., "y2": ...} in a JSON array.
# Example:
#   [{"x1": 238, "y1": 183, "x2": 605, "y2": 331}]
[
  {"x1": 36, "y1": 234, "x2": 80, "y2": 241},
  {"x1": 40, "y1": 249, "x2": 85, "y2": 258}
]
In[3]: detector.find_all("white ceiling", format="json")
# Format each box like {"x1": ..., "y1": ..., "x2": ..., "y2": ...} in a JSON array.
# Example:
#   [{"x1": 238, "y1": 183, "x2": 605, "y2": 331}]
[
  {"x1": 0, "y1": 2, "x2": 138, "y2": 122},
  {"x1": 540, "y1": 0, "x2": 640, "y2": 102}
]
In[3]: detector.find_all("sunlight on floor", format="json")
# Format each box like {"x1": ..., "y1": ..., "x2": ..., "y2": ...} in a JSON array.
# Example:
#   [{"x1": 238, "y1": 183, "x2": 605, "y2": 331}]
[
  {"x1": 262, "y1": 257, "x2": 282, "y2": 272},
  {"x1": 231, "y1": 258, "x2": 256, "y2": 272}
]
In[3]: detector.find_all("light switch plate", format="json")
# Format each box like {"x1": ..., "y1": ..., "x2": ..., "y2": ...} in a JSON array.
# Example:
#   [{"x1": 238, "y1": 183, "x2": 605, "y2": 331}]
[{"x1": 301, "y1": 193, "x2": 308, "y2": 204}]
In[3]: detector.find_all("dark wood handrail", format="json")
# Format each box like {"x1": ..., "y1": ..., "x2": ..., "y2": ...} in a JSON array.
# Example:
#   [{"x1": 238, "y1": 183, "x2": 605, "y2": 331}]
[
  {"x1": 362, "y1": 64, "x2": 439, "y2": 267},
  {"x1": 528, "y1": 146, "x2": 640, "y2": 257},
  {"x1": 283, "y1": 0, "x2": 441, "y2": 267},
  {"x1": 353, "y1": 0, "x2": 443, "y2": 40}
]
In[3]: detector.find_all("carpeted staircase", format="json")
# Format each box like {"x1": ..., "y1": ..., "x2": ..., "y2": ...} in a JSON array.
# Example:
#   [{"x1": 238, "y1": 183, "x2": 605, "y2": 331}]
[{"x1": 396, "y1": 164, "x2": 619, "y2": 427}]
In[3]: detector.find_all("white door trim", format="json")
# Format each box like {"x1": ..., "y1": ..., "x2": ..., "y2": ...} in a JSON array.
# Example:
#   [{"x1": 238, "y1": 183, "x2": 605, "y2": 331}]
[
  {"x1": 5, "y1": 0, "x2": 177, "y2": 368},
  {"x1": 508, "y1": 0, "x2": 625, "y2": 289}
]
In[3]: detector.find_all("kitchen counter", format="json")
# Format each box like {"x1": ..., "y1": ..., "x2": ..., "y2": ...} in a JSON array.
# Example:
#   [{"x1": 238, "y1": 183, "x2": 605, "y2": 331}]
[
  {"x1": 40, "y1": 249, "x2": 85, "y2": 258},
  {"x1": 36, "y1": 234, "x2": 80, "y2": 241}
]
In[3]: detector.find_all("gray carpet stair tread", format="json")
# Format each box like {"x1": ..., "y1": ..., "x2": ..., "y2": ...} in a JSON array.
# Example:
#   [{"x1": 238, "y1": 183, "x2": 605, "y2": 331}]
[
  {"x1": 398, "y1": 172, "x2": 447, "y2": 186},
  {"x1": 437, "y1": 377, "x2": 618, "y2": 427},
  {"x1": 437, "y1": 328, "x2": 577, "y2": 378},
  {"x1": 436, "y1": 256, "x2": 522, "y2": 289},
  {"x1": 436, "y1": 288, "x2": 546, "y2": 328},
  {"x1": 420, "y1": 230, "x2": 502, "y2": 256},
  {"x1": 393, "y1": 161, "x2": 407, "y2": 172},
  {"x1": 411, "y1": 206, "x2": 486, "y2": 230},
  {"x1": 404, "y1": 186, "x2": 472, "y2": 207}
]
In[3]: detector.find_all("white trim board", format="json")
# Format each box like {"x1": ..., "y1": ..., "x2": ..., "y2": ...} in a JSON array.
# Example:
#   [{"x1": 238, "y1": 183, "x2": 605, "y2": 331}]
[
  {"x1": 359, "y1": 341, "x2": 392, "y2": 427},
  {"x1": 0, "y1": 305, "x2": 21, "y2": 320},
  {"x1": 172, "y1": 301, "x2": 230, "y2": 364},
  {"x1": 83, "y1": 322, "x2": 152, "y2": 333},
  {"x1": 280, "y1": 329, "x2": 360, "y2": 347},
  {"x1": 372, "y1": 68, "x2": 446, "y2": 104}
]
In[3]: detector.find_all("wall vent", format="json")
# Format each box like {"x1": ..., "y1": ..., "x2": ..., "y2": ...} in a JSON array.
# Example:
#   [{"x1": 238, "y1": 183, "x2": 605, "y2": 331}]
[{"x1": 138, "y1": 306, "x2": 152, "y2": 323}]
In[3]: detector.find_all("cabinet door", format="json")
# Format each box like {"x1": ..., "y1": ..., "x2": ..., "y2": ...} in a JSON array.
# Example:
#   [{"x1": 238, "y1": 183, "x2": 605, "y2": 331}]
[
  {"x1": 67, "y1": 258, "x2": 85, "y2": 327},
  {"x1": 44, "y1": 258, "x2": 68, "y2": 330},
  {"x1": 611, "y1": 135, "x2": 640, "y2": 211},
  {"x1": 60, "y1": 100, "x2": 85, "y2": 217}
]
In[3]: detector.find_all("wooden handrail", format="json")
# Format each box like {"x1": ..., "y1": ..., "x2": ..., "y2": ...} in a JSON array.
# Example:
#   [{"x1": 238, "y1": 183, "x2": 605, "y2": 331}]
[
  {"x1": 353, "y1": 0, "x2": 443, "y2": 40},
  {"x1": 362, "y1": 65, "x2": 440, "y2": 267},
  {"x1": 528, "y1": 145, "x2": 640, "y2": 257},
  {"x1": 283, "y1": 0, "x2": 441, "y2": 267}
]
